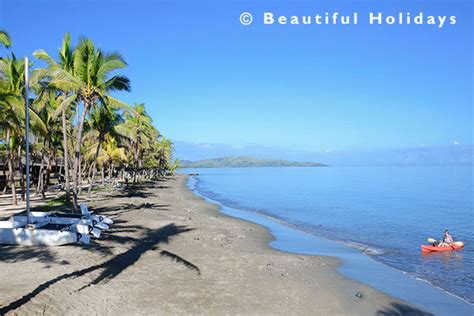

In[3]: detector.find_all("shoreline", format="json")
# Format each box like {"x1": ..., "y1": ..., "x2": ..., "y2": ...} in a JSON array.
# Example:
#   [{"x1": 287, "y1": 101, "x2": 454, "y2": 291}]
[
  {"x1": 176, "y1": 174, "x2": 429, "y2": 314},
  {"x1": 186, "y1": 173, "x2": 474, "y2": 315},
  {"x1": 0, "y1": 175, "x2": 427, "y2": 315}
]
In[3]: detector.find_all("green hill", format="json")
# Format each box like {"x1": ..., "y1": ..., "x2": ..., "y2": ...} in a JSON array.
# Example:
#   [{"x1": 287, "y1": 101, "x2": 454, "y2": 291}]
[{"x1": 180, "y1": 156, "x2": 327, "y2": 168}]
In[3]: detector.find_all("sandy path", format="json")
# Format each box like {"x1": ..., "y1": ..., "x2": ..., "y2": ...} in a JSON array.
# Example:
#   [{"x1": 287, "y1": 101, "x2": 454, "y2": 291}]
[{"x1": 0, "y1": 175, "x2": 429, "y2": 315}]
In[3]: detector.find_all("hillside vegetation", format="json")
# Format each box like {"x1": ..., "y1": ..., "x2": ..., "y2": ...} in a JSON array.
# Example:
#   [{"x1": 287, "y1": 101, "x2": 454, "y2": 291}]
[{"x1": 180, "y1": 156, "x2": 327, "y2": 168}]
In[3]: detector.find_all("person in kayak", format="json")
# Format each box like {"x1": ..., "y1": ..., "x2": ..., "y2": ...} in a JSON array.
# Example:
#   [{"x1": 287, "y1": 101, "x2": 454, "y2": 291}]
[
  {"x1": 437, "y1": 229, "x2": 454, "y2": 247},
  {"x1": 443, "y1": 230, "x2": 454, "y2": 244}
]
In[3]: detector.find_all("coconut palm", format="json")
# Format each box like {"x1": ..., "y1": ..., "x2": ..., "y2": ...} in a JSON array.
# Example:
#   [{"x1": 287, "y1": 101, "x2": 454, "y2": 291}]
[
  {"x1": 96, "y1": 135, "x2": 128, "y2": 187},
  {"x1": 0, "y1": 55, "x2": 46, "y2": 204},
  {"x1": 83, "y1": 105, "x2": 122, "y2": 197},
  {"x1": 36, "y1": 37, "x2": 131, "y2": 210},
  {"x1": 32, "y1": 89, "x2": 67, "y2": 197},
  {"x1": 0, "y1": 30, "x2": 13, "y2": 199},
  {"x1": 33, "y1": 33, "x2": 76, "y2": 204},
  {"x1": 115, "y1": 103, "x2": 154, "y2": 183},
  {"x1": 157, "y1": 137, "x2": 174, "y2": 176},
  {"x1": 1, "y1": 32, "x2": 177, "y2": 206}
]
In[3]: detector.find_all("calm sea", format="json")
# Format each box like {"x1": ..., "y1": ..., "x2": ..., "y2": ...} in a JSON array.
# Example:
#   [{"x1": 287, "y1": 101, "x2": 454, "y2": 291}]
[{"x1": 183, "y1": 166, "x2": 473, "y2": 304}]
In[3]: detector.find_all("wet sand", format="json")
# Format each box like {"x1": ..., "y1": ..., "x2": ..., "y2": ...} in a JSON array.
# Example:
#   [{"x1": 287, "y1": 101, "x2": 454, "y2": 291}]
[{"x1": 0, "y1": 174, "x2": 429, "y2": 315}]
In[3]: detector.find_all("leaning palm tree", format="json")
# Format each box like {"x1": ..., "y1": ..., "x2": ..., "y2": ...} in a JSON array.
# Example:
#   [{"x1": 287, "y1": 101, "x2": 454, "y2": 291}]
[{"x1": 36, "y1": 36, "x2": 131, "y2": 210}]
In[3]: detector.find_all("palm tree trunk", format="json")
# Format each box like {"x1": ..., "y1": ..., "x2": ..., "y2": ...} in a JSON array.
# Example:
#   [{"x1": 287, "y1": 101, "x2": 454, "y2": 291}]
[
  {"x1": 108, "y1": 164, "x2": 113, "y2": 189},
  {"x1": 18, "y1": 145, "x2": 25, "y2": 202},
  {"x1": 6, "y1": 129, "x2": 17, "y2": 205},
  {"x1": 78, "y1": 158, "x2": 83, "y2": 195},
  {"x1": 61, "y1": 107, "x2": 71, "y2": 204},
  {"x1": 44, "y1": 152, "x2": 52, "y2": 198},
  {"x1": 2, "y1": 163, "x2": 7, "y2": 195},
  {"x1": 87, "y1": 136, "x2": 103, "y2": 198},
  {"x1": 35, "y1": 151, "x2": 45, "y2": 197},
  {"x1": 72, "y1": 102, "x2": 89, "y2": 211},
  {"x1": 87, "y1": 164, "x2": 94, "y2": 197},
  {"x1": 133, "y1": 139, "x2": 139, "y2": 184}
]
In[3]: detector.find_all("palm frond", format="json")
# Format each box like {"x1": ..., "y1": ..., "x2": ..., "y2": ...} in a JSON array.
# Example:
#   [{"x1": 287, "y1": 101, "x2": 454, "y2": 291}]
[{"x1": 0, "y1": 30, "x2": 11, "y2": 48}]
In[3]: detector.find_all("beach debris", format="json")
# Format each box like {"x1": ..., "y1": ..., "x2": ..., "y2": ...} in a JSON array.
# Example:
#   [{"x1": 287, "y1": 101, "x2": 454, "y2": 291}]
[{"x1": 355, "y1": 291, "x2": 363, "y2": 299}]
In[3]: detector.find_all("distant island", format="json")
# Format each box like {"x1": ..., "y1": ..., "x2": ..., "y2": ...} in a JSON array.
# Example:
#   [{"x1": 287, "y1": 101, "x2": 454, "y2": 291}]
[{"x1": 180, "y1": 156, "x2": 328, "y2": 168}]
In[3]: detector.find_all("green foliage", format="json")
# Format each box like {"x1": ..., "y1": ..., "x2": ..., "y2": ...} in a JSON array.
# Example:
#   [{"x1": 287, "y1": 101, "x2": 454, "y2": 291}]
[
  {"x1": 0, "y1": 30, "x2": 11, "y2": 48},
  {"x1": 47, "y1": 195, "x2": 70, "y2": 206},
  {"x1": 0, "y1": 30, "x2": 177, "y2": 205}
]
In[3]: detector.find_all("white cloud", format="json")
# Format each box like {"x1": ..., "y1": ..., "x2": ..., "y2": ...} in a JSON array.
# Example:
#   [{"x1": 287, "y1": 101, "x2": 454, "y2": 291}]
[{"x1": 453, "y1": 140, "x2": 461, "y2": 145}]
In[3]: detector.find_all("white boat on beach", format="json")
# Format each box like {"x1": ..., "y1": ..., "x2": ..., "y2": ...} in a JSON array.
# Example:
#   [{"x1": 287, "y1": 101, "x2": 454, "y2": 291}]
[
  {"x1": 0, "y1": 204, "x2": 114, "y2": 246},
  {"x1": 11, "y1": 215, "x2": 101, "y2": 238},
  {"x1": 25, "y1": 204, "x2": 114, "y2": 231},
  {"x1": 0, "y1": 220, "x2": 90, "y2": 246}
]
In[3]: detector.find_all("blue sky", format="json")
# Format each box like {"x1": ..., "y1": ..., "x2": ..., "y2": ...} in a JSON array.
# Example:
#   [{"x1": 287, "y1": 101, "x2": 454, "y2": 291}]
[{"x1": 1, "y1": 0, "x2": 472, "y2": 163}]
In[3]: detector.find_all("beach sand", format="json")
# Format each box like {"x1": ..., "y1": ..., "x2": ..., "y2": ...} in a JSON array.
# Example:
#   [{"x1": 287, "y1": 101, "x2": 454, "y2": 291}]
[{"x1": 0, "y1": 174, "x2": 429, "y2": 315}]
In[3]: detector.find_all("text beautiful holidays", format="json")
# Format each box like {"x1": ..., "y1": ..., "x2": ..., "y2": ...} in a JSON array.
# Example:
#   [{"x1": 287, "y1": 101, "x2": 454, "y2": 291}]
[{"x1": 262, "y1": 12, "x2": 457, "y2": 28}]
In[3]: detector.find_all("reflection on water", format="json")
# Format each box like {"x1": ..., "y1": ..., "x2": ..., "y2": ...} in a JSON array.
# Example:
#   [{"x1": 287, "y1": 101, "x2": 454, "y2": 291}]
[{"x1": 422, "y1": 251, "x2": 464, "y2": 265}]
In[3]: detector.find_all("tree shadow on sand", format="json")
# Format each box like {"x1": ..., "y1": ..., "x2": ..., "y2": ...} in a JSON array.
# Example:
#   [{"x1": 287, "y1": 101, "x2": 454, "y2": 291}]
[
  {"x1": 93, "y1": 202, "x2": 171, "y2": 217},
  {"x1": 0, "y1": 245, "x2": 69, "y2": 266},
  {"x1": 91, "y1": 184, "x2": 155, "y2": 200},
  {"x1": 160, "y1": 250, "x2": 201, "y2": 275},
  {"x1": 0, "y1": 223, "x2": 196, "y2": 314},
  {"x1": 377, "y1": 303, "x2": 434, "y2": 316},
  {"x1": 122, "y1": 187, "x2": 153, "y2": 198}
]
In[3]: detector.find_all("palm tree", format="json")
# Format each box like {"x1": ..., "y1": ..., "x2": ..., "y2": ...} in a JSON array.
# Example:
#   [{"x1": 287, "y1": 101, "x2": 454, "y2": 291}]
[
  {"x1": 33, "y1": 33, "x2": 76, "y2": 204},
  {"x1": 0, "y1": 55, "x2": 46, "y2": 204},
  {"x1": 1, "y1": 56, "x2": 26, "y2": 205},
  {"x1": 0, "y1": 29, "x2": 12, "y2": 199},
  {"x1": 156, "y1": 137, "x2": 174, "y2": 176},
  {"x1": 84, "y1": 105, "x2": 122, "y2": 197},
  {"x1": 36, "y1": 37, "x2": 131, "y2": 210},
  {"x1": 96, "y1": 135, "x2": 127, "y2": 188},
  {"x1": 0, "y1": 33, "x2": 177, "y2": 207},
  {"x1": 32, "y1": 89, "x2": 66, "y2": 197},
  {"x1": 115, "y1": 103, "x2": 153, "y2": 183}
]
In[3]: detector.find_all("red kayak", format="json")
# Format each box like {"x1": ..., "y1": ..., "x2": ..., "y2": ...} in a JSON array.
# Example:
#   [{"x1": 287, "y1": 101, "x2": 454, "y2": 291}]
[{"x1": 421, "y1": 241, "x2": 464, "y2": 253}]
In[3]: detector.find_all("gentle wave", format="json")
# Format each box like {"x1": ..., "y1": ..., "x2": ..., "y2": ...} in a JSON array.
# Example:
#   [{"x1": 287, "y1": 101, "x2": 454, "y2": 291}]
[{"x1": 413, "y1": 277, "x2": 474, "y2": 306}]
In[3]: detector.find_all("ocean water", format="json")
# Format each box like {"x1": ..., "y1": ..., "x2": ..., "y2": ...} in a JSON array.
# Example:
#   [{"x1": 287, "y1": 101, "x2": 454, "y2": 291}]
[{"x1": 182, "y1": 166, "x2": 473, "y2": 305}]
